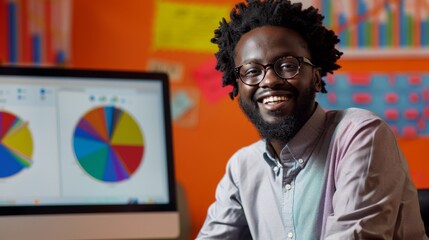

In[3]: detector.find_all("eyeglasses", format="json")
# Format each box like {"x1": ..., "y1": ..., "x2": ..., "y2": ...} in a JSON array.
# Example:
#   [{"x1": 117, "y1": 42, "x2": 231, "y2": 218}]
[{"x1": 234, "y1": 56, "x2": 316, "y2": 86}]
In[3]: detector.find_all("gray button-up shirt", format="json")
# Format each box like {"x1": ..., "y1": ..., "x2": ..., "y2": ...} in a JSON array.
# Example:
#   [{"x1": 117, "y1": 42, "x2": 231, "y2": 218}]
[{"x1": 198, "y1": 105, "x2": 427, "y2": 239}]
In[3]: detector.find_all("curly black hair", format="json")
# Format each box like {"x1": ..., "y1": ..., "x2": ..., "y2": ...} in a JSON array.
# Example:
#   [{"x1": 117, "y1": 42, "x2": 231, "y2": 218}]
[{"x1": 211, "y1": 0, "x2": 343, "y2": 99}]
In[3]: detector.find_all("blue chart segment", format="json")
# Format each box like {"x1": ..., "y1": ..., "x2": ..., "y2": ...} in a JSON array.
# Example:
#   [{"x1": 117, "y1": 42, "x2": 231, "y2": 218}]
[
  {"x1": 0, "y1": 111, "x2": 33, "y2": 178},
  {"x1": 317, "y1": 73, "x2": 429, "y2": 138},
  {"x1": 73, "y1": 106, "x2": 145, "y2": 182}
]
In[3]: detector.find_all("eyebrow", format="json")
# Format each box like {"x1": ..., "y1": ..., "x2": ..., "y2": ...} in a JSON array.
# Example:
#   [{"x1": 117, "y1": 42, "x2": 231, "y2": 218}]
[{"x1": 240, "y1": 52, "x2": 298, "y2": 65}]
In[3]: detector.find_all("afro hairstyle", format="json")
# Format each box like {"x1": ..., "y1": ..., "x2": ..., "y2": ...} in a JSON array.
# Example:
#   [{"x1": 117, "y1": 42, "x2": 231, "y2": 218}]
[{"x1": 211, "y1": 0, "x2": 343, "y2": 99}]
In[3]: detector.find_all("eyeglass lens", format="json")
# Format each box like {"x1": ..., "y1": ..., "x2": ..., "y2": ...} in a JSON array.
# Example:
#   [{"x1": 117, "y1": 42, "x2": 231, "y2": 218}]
[{"x1": 238, "y1": 57, "x2": 301, "y2": 85}]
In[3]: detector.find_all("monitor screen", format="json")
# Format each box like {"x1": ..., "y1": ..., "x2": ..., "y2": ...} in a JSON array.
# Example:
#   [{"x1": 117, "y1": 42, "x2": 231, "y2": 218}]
[{"x1": 0, "y1": 66, "x2": 179, "y2": 239}]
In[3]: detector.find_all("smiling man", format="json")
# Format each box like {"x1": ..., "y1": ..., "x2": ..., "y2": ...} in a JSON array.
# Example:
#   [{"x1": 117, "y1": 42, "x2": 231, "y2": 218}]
[{"x1": 197, "y1": 0, "x2": 427, "y2": 239}]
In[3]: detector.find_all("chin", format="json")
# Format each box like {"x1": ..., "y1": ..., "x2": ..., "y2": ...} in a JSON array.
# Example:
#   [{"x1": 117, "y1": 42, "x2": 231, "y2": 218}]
[
  {"x1": 238, "y1": 97, "x2": 298, "y2": 141},
  {"x1": 262, "y1": 115, "x2": 290, "y2": 125},
  {"x1": 261, "y1": 108, "x2": 295, "y2": 121}
]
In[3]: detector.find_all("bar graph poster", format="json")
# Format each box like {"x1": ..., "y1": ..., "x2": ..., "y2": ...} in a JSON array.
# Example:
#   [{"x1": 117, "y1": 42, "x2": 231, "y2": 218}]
[
  {"x1": 0, "y1": 0, "x2": 72, "y2": 65},
  {"x1": 299, "y1": 0, "x2": 429, "y2": 57}
]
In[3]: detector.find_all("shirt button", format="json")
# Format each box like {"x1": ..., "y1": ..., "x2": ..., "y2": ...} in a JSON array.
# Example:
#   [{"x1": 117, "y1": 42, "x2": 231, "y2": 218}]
[
  {"x1": 298, "y1": 158, "x2": 304, "y2": 164},
  {"x1": 285, "y1": 184, "x2": 292, "y2": 190},
  {"x1": 287, "y1": 231, "x2": 293, "y2": 238}
]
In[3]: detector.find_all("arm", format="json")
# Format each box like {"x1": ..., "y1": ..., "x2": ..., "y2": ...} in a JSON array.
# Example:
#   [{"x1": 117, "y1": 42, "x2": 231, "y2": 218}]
[
  {"x1": 324, "y1": 118, "x2": 426, "y2": 239},
  {"x1": 197, "y1": 157, "x2": 251, "y2": 240}
]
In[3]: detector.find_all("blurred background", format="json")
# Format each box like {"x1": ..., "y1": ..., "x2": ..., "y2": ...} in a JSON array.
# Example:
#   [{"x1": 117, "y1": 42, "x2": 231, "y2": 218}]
[{"x1": 1, "y1": 0, "x2": 428, "y2": 238}]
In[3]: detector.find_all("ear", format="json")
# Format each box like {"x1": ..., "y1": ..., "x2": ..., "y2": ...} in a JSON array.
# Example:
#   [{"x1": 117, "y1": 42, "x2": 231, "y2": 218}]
[{"x1": 313, "y1": 67, "x2": 322, "y2": 92}]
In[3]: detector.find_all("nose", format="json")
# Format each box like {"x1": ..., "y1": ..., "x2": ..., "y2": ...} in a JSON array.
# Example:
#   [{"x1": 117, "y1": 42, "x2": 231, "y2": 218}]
[{"x1": 259, "y1": 67, "x2": 284, "y2": 88}]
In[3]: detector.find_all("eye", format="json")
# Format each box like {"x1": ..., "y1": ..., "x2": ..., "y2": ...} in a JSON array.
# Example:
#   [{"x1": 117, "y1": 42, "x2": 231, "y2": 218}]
[
  {"x1": 240, "y1": 64, "x2": 263, "y2": 78},
  {"x1": 277, "y1": 60, "x2": 299, "y2": 73}
]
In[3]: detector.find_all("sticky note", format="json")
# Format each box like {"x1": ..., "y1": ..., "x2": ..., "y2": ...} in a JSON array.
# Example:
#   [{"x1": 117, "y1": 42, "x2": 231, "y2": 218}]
[
  {"x1": 171, "y1": 90, "x2": 194, "y2": 120},
  {"x1": 170, "y1": 87, "x2": 200, "y2": 127},
  {"x1": 193, "y1": 57, "x2": 233, "y2": 103},
  {"x1": 147, "y1": 59, "x2": 184, "y2": 82},
  {"x1": 153, "y1": 1, "x2": 229, "y2": 52}
]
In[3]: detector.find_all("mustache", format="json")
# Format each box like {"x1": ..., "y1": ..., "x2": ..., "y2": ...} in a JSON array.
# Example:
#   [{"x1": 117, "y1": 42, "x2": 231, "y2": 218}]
[{"x1": 253, "y1": 84, "x2": 299, "y2": 103}]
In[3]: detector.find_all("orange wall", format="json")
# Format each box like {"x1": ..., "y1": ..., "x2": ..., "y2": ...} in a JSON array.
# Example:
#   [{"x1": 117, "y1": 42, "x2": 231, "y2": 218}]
[{"x1": 71, "y1": 1, "x2": 429, "y2": 238}]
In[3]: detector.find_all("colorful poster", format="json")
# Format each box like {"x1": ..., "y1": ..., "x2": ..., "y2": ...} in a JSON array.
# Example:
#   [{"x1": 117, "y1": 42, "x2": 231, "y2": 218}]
[
  {"x1": 0, "y1": 0, "x2": 71, "y2": 65},
  {"x1": 318, "y1": 72, "x2": 429, "y2": 139},
  {"x1": 298, "y1": 0, "x2": 429, "y2": 57}
]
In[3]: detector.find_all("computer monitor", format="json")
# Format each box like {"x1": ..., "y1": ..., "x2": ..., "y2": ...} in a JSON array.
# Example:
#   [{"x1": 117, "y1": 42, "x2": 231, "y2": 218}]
[{"x1": 0, "y1": 66, "x2": 179, "y2": 239}]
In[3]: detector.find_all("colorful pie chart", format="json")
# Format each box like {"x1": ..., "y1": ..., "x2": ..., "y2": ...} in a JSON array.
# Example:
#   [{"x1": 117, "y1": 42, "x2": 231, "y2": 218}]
[
  {"x1": 0, "y1": 111, "x2": 33, "y2": 178},
  {"x1": 73, "y1": 106, "x2": 145, "y2": 182}
]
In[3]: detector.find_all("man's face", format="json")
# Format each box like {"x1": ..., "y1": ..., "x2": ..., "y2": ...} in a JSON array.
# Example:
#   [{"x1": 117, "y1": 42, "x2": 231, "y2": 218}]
[{"x1": 233, "y1": 25, "x2": 321, "y2": 142}]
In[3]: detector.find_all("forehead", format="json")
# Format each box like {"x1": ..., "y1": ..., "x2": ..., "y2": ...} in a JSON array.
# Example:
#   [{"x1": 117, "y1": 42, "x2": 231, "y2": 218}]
[{"x1": 234, "y1": 25, "x2": 310, "y2": 64}]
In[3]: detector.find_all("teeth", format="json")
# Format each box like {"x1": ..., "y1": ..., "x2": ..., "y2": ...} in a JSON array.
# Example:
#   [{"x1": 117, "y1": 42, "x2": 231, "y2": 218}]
[{"x1": 262, "y1": 96, "x2": 289, "y2": 104}]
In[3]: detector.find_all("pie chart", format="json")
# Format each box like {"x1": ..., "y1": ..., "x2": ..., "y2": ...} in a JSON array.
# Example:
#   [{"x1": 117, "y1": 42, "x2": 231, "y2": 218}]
[
  {"x1": 0, "y1": 111, "x2": 33, "y2": 178},
  {"x1": 73, "y1": 106, "x2": 145, "y2": 182}
]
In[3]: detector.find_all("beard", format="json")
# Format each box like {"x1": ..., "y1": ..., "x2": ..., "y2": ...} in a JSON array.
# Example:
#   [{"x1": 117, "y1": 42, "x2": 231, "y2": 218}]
[{"x1": 238, "y1": 85, "x2": 316, "y2": 143}]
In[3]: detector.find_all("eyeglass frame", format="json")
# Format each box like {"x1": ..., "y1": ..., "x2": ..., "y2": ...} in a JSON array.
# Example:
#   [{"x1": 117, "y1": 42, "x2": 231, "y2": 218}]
[{"x1": 234, "y1": 56, "x2": 316, "y2": 86}]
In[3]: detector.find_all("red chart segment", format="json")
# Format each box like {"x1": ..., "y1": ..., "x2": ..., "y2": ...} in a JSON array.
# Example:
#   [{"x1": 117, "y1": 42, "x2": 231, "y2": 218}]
[{"x1": 73, "y1": 106, "x2": 145, "y2": 182}]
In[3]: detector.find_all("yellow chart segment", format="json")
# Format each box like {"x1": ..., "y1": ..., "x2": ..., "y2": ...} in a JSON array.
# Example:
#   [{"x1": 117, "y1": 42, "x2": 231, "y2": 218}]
[
  {"x1": 111, "y1": 111, "x2": 144, "y2": 146},
  {"x1": 2, "y1": 121, "x2": 33, "y2": 159}
]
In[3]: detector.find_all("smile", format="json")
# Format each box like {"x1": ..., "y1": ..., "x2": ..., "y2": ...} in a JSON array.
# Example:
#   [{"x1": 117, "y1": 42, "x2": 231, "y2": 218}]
[{"x1": 262, "y1": 95, "x2": 291, "y2": 104}]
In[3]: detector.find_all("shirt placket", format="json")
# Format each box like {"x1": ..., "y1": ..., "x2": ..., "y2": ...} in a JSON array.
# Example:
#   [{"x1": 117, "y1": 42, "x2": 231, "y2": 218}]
[{"x1": 282, "y1": 157, "x2": 299, "y2": 240}]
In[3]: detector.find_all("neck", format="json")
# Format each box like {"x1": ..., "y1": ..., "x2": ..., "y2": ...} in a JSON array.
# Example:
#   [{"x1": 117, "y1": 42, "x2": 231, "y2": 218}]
[
  {"x1": 269, "y1": 103, "x2": 318, "y2": 156},
  {"x1": 269, "y1": 140, "x2": 287, "y2": 158}
]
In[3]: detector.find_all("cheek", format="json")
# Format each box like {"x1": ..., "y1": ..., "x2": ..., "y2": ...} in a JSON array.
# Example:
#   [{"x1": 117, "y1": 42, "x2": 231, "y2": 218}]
[
  {"x1": 298, "y1": 69, "x2": 320, "y2": 91},
  {"x1": 237, "y1": 82, "x2": 255, "y2": 97}
]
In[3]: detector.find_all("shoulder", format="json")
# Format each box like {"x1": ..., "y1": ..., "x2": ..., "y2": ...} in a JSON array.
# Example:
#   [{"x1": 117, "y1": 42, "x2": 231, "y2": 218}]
[
  {"x1": 324, "y1": 107, "x2": 397, "y2": 152},
  {"x1": 329, "y1": 107, "x2": 381, "y2": 123},
  {"x1": 326, "y1": 107, "x2": 388, "y2": 133},
  {"x1": 225, "y1": 140, "x2": 268, "y2": 179},
  {"x1": 325, "y1": 108, "x2": 399, "y2": 163},
  {"x1": 229, "y1": 140, "x2": 265, "y2": 165}
]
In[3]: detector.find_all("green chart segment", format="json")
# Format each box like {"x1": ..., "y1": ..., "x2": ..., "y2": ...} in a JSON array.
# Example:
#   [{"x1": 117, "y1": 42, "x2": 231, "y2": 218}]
[
  {"x1": 0, "y1": 111, "x2": 33, "y2": 178},
  {"x1": 73, "y1": 106, "x2": 145, "y2": 182}
]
